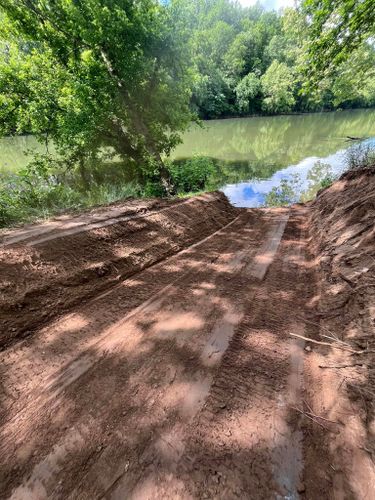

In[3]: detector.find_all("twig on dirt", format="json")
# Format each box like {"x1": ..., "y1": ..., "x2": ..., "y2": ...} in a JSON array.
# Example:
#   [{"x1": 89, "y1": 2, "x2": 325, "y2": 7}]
[
  {"x1": 338, "y1": 377, "x2": 347, "y2": 391},
  {"x1": 289, "y1": 332, "x2": 359, "y2": 353},
  {"x1": 291, "y1": 406, "x2": 330, "y2": 430},
  {"x1": 338, "y1": 272, "x2": 356, "y2": 288},
  {"x1": 319, "y1": 363, "x2": 366, "y2": 369},
  {"x1": 350, "y1": 282, "x2": 375, "y2": 293},
  {"x1": 359, "y1": 446, "x2": 373, "y2": 455},
  {"x1": 320, "y1": 334, "x2": 353, "y2": 348},
  {"x1": 296, "y1": 315, "x2": 340, "y2": 341},
  {"x1": 303, "y1": 399, "x2": 313, "y2": 414},
  {"x1": 351, "y1": 349, "x2": 375, "y2": 356},
  {"x1": 301, "y1": 401, "x2": 341, "y2": 425}
]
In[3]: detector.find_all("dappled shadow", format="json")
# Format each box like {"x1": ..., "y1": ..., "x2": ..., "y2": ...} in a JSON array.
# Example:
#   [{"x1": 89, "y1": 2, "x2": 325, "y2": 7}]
[
  {"x1": 0, "y1": 203, "x2": 319, "y2": 498},
  {"x1": 0, "y1": 192, "x2": 238, "y2": 348}
]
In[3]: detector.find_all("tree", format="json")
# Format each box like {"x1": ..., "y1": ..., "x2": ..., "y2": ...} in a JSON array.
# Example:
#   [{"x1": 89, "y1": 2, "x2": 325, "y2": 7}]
[
  {"x1": 261, "y1": 61, "x2": 295, "y2": 114},
  {"x1": 303, "y1": 0, "x2": 375, "y2": 79},
  {"x1": 0, "y1": 0, "x2": 193, "y2": 192},
  {"x1": 235, "y1": 72, "x2": 260, "y2": 114}
]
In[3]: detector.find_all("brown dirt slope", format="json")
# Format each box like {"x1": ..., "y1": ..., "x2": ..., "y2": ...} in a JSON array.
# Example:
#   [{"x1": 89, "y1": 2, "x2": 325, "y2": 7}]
[
  {"x1": 303, "y1": 167, "x2": 375, "y2": 499},
  {"x1": 0, "y1": 192, "x2": 238, "y2": 348},
  {"x1": 0, "y1": 170, "x2": 374, "y2": 499}
]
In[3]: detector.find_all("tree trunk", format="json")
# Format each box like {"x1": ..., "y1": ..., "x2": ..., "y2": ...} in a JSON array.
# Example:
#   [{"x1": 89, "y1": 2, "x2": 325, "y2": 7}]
[{"x1": 100, "y1": 49, "x2": 174, "y2": 195}]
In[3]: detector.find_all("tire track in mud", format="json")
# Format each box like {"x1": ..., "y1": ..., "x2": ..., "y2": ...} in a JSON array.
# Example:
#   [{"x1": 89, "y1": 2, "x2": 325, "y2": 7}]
[
  {"x1": 166, "y1": 206, "x2": 311, "y2": 500},
  {"x1": 2, "y1": 209, "x2": 285, "y2": 498},
  {"x1": 98, "y1": 212, "x2": 293, "y2": 500},
  {"x1": 2, "y1": 210, "x2": 274, "y2": 496},
  {"x1": 1, "y1": 197, "x2": 190, "y2": 247}
]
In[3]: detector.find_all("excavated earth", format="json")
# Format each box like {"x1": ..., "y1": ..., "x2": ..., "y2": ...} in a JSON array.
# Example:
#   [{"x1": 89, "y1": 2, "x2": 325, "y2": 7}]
[{"x1": 0, "y1": 170, "x2": 374, "y2": 499}]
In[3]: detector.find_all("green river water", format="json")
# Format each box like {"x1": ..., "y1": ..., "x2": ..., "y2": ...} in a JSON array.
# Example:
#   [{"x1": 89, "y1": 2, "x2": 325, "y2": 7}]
[{"x1": 172, "y1": 108, "x2": 375, "y2": 206}]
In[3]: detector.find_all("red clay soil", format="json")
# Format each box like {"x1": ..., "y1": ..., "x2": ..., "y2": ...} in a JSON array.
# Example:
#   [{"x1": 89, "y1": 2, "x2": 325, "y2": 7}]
[
  {"x1": 0, "y1": 192, "x2": 237, "y2": 347},
  {"x1": 0, "y1": 172, "x2": 374, "y2": 499}
]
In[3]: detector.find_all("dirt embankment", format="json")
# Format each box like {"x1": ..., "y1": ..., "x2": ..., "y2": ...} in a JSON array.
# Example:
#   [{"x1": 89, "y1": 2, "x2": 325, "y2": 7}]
[
  {"x1": 303, "y1": 167, "x2": 375, "y2": 499},
  {"x1": 0, "y1": 192, "x2": 238, "y2": 348}
]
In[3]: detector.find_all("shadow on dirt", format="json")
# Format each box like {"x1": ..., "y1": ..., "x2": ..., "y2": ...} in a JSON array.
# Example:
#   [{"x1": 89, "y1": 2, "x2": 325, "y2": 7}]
[{"x1": 0, "y1": 204, "x2": 319, "y2": 498}]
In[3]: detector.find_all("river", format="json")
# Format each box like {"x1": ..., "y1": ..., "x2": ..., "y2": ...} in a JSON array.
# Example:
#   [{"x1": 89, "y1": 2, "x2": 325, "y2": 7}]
[
  {"x1": 1, "y1": 109, "x2": 375, "y2": 207},
  {"x1": 172, "y1": 108, "x2": 375, "y2": 206}
]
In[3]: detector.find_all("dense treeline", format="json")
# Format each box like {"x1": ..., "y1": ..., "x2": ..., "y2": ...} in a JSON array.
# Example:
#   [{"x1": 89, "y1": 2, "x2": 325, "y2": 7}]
[{"x1": 173, "y1": 0, "x2": 375, "y2": 119}]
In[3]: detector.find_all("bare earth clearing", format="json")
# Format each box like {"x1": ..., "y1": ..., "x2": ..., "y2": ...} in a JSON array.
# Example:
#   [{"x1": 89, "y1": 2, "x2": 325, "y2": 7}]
[{"x1": 0, "y1": 170, "x2": 374, "y2": 499}]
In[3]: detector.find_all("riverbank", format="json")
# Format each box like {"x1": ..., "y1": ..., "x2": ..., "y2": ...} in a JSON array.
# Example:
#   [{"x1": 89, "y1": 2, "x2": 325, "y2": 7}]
[
  {"x1": 2, "y1": 109, "x2": 375, "y2": 228},
  {"x1": 0, "y1": 167, "x2": 374, "y2": 498}
]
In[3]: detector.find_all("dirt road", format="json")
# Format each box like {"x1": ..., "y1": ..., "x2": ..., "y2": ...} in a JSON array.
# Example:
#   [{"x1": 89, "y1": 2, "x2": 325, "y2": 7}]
[{"x1": 1, "y1": 172, "x2": 374, "y2": 499}]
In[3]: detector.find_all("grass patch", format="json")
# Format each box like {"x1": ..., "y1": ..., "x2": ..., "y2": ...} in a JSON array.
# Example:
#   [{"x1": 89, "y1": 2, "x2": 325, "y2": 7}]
[{"x1": 0, "y1": 156, "x2": 217, "y2": 228}]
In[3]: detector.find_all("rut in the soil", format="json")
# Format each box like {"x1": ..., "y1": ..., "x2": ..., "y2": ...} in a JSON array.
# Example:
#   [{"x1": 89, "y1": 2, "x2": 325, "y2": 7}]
[{"x1": 0, "y1": 206, "x2": 312, "y2": 500}]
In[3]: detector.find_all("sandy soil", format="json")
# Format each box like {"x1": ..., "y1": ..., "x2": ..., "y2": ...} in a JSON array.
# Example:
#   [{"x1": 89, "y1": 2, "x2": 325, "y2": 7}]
[{"x1": 0, "y1": 172, "x2": 374, "y2": 499}]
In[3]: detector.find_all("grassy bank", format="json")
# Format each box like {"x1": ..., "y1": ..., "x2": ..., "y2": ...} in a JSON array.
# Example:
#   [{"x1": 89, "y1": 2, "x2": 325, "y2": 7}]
[{"x1": 0, "y1": 157, "x2": 217, "y2": 228}]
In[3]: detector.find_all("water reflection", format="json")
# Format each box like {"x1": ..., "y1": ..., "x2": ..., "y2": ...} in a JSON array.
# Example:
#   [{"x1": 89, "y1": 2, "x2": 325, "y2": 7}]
[
  {"x1": 173, "y1": 109, "x2": 375, "y2": 207},
  {"x1": 173, "y1": 109, "x2": 375, "y2": 166},
  {"x1": 222, "y1": 138, "x2": 375, "y2": 207}
]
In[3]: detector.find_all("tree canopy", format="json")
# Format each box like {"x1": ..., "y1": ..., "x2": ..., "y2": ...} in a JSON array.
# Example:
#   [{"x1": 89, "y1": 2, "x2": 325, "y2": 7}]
[
  {"x1": 303, "y1": 0, "x2": 375, "y2": 78},
  {"x1": 0, "y1": 0, "x2": 193, "y2": 191}
]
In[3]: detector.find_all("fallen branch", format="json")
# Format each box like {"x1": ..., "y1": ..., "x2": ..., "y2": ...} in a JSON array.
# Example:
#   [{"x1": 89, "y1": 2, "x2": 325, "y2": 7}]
[
  {"x1": 289, "y1": 332, "x2": 359, "y2": 353},
  {"x1": 301, "y1": 401, "x2": 341, "y2": 425},
  {"x1": 305, "y1": 411, "x2": 341, "y2": 426},
  {"x1": 351, "y1": 349, "x2": 375, "y2": 356},
  {"x1": 292, "y1": 406, "x2": 327, "y2": 429},
  {"x1": 291, "y1": 406, "x2": 338, "y2": 431},
  {"x1": 319, "y1": 363, "x2": 366, "y2": 369},
  {"x1": 303, "y1": 399, "x2": 313, "y2": 413},
  {"x1": 320, "y1": 334, "x2": 353, "y2": 348},
  {"x1": 296, "y1": 315, "x2": 340, "y2": 341}
]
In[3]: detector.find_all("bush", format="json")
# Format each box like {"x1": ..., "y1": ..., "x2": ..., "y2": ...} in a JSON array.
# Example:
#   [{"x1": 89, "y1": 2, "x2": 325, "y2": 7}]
[
  {"x1": 345, "y1": 143, "x2": 375, "y2": 170},
  {"x1": 168, "y1": 157, "x2": 215, "y2": 194},
  {"x1": 0, "y1": 165, "x2": 142, "y2": 228},
  {"x1": 0, "y1": 155, "x2": 217, "y2": 227}
]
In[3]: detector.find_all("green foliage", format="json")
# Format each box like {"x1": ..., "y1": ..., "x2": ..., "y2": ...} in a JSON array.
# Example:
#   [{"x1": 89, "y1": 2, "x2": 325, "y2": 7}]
[
  {"x1": 235, "y1": 73, "x2": 260, "y2": 114},
  {"x1": 319, "y1": 176, "x2": 334, "y2": 190},
  {"x1": 0, "y1": 155, "x2": 217, "y2": 227},
  {"x1": 345, "y1": 143, "x2": 375, "y2": 171},
  {"x1": 0, "y1": 164, "x2": 143, "y2": 227},
  {"x1": 176, "y1": 0, "x2": 375, "y2": 118},
  {"x1": 1, "y1": 0, "x2": 375, "y2": 226},
  {"x1": 261, "y1": 61, "x2": 295, "y2": 114},
  {"x1": 0, "y1": 0, "x2": 194, "y2": 192},
  {"x1": 168, "y1": 157, "x2": 215, "y2": 193},
  {"x1": 303, "y1": 0, "x2": 375, "y2": 81}
]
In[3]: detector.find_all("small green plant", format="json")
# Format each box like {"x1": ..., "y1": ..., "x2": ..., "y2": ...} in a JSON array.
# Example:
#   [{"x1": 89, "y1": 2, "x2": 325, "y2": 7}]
[
  {"x1": 319, "y1": 175, "x2": 334, "y2": 189},
  {"x1": 0, "y1": 166, "x2": 142, "y2": 228},
  {"x1": 345, "y1": 143, "x2": 375, "y2": 170}
]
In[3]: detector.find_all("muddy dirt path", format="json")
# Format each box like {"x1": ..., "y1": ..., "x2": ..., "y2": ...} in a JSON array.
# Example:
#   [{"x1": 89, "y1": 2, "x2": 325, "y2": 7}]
[
  {"x1": 0, "y1": 204, "x2": 313, "y2": 499},
  {"x1": 1, "y1": 179, "x2": 373, "y2": 499}
]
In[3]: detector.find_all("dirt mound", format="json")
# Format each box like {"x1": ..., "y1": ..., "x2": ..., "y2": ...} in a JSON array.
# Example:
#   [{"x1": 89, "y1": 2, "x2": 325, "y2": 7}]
[
  {"x1": 0, "y1": 192, "x2": 238, "y2": 348},
  {"x1": 305, "y1": 167, "x2": 375, "y2": 498}
]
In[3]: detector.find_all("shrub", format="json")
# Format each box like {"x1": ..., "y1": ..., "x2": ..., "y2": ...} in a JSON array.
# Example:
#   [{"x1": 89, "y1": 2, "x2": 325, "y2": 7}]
[
  {"x1": 168, "y1": 157, "x2": 215, "y2": 194},
  {"x1": 345, "y1": 143, "x2": 375, "y2": 170}
]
